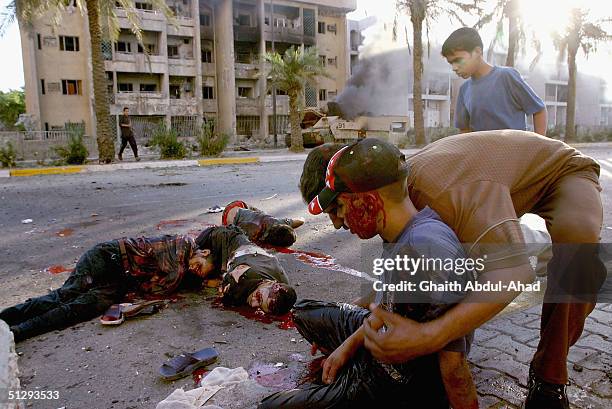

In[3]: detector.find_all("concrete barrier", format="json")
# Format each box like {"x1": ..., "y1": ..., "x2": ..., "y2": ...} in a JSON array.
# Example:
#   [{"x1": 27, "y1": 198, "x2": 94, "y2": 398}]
[{"x1": 0, "y1": 321, "x2": 20, "y2": 409}]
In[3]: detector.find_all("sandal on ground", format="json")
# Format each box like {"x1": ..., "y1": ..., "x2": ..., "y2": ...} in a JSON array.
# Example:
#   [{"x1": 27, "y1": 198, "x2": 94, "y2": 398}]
[
  {"x1": 159, "y1": 347, "x2": 219, "y2": 381},
  {"x1": 122, "y1": 300, "x2": 167, "y2": 318},
  {"x1": 100, "y1": 304, "x2": 124, "y2": 325}
]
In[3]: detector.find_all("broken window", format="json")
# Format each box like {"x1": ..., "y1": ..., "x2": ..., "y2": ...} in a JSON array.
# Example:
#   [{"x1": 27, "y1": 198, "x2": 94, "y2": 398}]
[
  {"x1": 135, "y1": 2, "x2": 153, "y2": 10},
  {"x1": 140, "y1": 84, "x2": 156, "y2": 92},
  {"x1": 115, "y1": 41, "x2": 131, "y2": 53},
  {"x1": 237, "y1": 14, "x2": 251, "y2": 26},
  {"x1": 137, "y1": 43, "x2": 156, "y2": 54},
  {"x1": 326, "y1": 24, "x2": 337, "y2": 34},
  {"x1": 327, "y1": 57, "x2": 337, "y2": 67},
  {"x1": 169, "y1": 85, "x2": 181, "y2": 99},
  {"x1": 318, "y1": 89, "x2": 327, "y2": 101},
  {"x1": 202, "y1": 86, "x2": 214, "y2": 99},
  {"x1": 319, "y1": 55, "x2": 326, "y2": 67},
  {"x1": 61, "y1": 79, "x2": 82, "y2": 95},
  {"x1": 318, "y1": 21, "x2": 325, "y2": 34},
  {"x1": 238, "y1": 87, "x2": 253, "y2": 98},
  {"x1": 118, "y1": 83, "x2": 133, "y2": 92},
  {"x1": 168, "y1": 45, "x2": 179, "y2": 58},
  {"x1": 201, "y1": 49, "x2": 213, "y2": 63},
  {"x1": 200, "y1": 13, "x2": 211, "y2": 26}
]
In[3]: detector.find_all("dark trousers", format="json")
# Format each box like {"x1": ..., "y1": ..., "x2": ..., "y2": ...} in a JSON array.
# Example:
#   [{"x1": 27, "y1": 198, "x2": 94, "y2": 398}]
[
  {"x1": 259, "y1": 300, "x2": 449, "y2": 409},
  {"x1": 530, "y1": 172, "x2": 606, "y2": 384},
  {"x1": 0, "y1": 242, "x2": 128, "y2": 342},
  {"x1": 119, "y1": 134, "x2": 138, "y2": 158}
]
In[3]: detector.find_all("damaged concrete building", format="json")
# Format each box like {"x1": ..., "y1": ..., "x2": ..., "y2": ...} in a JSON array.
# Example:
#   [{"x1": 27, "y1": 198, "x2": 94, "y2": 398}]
[{"x1": 19, "y1": 0, "x2": 356, "y2": 144}]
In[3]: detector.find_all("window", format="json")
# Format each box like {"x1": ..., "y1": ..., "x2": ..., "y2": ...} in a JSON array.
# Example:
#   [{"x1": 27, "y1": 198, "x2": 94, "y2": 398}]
[
  {"x1": 200, "y1": 13, "x2": 211, "y2": 26},
  {"x1": 318, "y1": 21, "x2": 326, "y2": 34},
  {"x1": 319, "y1": 55, "x2": 326, "y2": 67},
  {"x1": 115, "y1": 41, "x2": 131, "y2": 53},
  {"x1": 168, "y1": 45, "x2": 179, "y2": 58},
  {"x1": 202, "y1": 86, "x2": 214, "y2": 99},
  {"x1": 238, "y1": 87, "x2": 252, "y2": 98},
  {"x1": 118, "y1": 83, "x2": 133, "y2": 92},
  {"x1": 170, "y1": 85, "x2": 181, "y2": 99},
  {"x1": 236, "y1": 52, "x2": 251, "y2": 64},
  {"x1": 37, "y1": 33, "x2": 41, "y2": 50},
  {"x1": 327, "y1": 24, "x2": 337, "y2": 34},
  {"x1": 135, "y1": 2, "x2": 153, "y2": 10},
  {"x1": 140, "y1": 84, "x2": 156, "y2": 92},
  {"x1": 201, "y1": 49, "x2": 212, "y2": 63},
  {"x1": 327, "y1": 57, "x2": 337, "y2": 67},
  {"x1": 183, "y1": 38, "x2": 191, "y2": 45},
  {"x1": 276, "y1": 89, "x2": 287, "y2": 96},
  {"x1": 237, "y1": 14, "x2": 251, "y2": 26},
  {"x1": 137, "y1": 43, "x2": 156, "y2": 54},
  {"x1": 59, "y1": 35, "x2": 79, "y2": 52},
  {"x1": 328, "y1": 90, "x2": 337, "y2": 100},
  {"x1": 545, "y1": 83, "x2": 568, "y2": 103},
  {"x1": 61, "y1": 79, "x2": 82, "y2": 95},
  {"x1": 319, "y1": 89, "x2": 326, "y2": 101},
  {"x1": 41, "y1": 79, "x2": 45, "y2": 95}
]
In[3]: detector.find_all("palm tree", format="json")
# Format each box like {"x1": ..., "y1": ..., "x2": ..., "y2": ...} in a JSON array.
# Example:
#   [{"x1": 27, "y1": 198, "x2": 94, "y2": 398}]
[
  {"x1": 553, "y1": 8, "x2": 611, "y2": 141},
  {"x1": 2, "y1": 0, "x2": 172, "y2": 163},
  {"x1": 395, "y1": 0, "x2": 481, "y2": 146},
  {"x1": 264, "y1": 46, "x2": 328, "y2": 153}
]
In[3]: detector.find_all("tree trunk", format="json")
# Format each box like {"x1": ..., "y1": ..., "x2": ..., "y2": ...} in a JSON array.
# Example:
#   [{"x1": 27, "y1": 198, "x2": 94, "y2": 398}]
[
  {"x1": 288, "y1": 90, "x2": 303, "y2": 152},
  {"x1": 565, "y1": 46, "x2": 578, "y2": 142},
  {"x1": 505, "y1": 0, "x2": 519, "y2": 67},
  {"x1": 85, "y1": 0, "x2": 115, "y2": 163},
  {"x1": 411, "y1": 4, "x2": 426, "y2": 147}
]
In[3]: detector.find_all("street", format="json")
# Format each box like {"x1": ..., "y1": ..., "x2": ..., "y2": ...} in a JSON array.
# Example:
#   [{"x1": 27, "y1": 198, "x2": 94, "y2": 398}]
[{"x1": 1, "y1": 145, "x2": 611, "y2": 408}]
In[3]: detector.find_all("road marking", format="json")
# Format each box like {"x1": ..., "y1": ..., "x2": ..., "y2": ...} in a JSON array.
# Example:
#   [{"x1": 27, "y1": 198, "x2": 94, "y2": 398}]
[
  {"x1": 10, "y1": 166, "x2": 84, "y2": 177},
  {"x1": 198, "y1": 157, "x2": 259, "y2": 166}
]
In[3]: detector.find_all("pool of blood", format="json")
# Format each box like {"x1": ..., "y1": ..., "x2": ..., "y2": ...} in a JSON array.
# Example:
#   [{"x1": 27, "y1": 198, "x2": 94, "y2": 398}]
[{"x1": 211, "y1": 298, "x2": 295, "y2": 330}]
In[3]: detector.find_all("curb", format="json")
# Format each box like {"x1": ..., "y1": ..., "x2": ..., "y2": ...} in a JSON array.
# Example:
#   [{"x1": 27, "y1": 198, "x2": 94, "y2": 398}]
[{"x1": 0, "y1": 155, "x2": 306, "y2": 178}]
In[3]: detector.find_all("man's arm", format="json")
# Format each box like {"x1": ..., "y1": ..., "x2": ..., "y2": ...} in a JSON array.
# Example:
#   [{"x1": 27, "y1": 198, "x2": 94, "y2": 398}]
[
  {"x1": 363, "y1": 262, "x2": 535, "y2": 362},
  {"x1": 439, "y1": 351, "x2": 479, "y2": 409},
  {"x1": 533, "y1": 108, "x2": 547, "y2": 136}
]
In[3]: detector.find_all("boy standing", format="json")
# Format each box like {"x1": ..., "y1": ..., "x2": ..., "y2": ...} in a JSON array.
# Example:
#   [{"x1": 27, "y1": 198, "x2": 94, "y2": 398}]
[{"x1": 442, "y1": 27, "x2": 547, "y2": 135}]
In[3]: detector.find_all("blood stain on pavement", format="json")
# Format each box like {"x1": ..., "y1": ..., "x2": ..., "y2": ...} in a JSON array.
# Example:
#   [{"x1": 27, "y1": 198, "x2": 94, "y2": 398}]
[
  {"x1": 56, "y1": 228, "x2": 74, "y2": 237},
  {"x1": 248, "y1": 363, "x2": 299, "y2": 390},
  {"x1": 155, "y1": 219, "x2": 191, "y2": 230},
  {"x1": 269, "y1": 246, "x2": 366, "y2": 279},
  {"x1": 192, "y1": 368, "x2": 210, "y2": 386},
  {"x1": 212, "y1": 298, "x2": 295, "y2": 330},
  {"x1": 45, "y1": 265, "x2": 74, "y2": 275}
]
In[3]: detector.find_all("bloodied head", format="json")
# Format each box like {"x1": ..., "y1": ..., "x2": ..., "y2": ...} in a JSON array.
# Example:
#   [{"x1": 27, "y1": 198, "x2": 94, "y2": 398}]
[
  {"x1": 248, "y1": 280, "x2": 297, "y2": 315},
  {"x1": 336, "y1": 191, "x2": 386, "y2": 239},
  {"x1": 188, "y1": 249, "x2": 216, "y2": 278}
]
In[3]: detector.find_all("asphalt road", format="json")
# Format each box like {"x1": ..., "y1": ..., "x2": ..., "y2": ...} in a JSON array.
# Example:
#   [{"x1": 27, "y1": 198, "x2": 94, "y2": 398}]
[{"x1": 1, "y1": 145, "x2": 612, "y2": 408}]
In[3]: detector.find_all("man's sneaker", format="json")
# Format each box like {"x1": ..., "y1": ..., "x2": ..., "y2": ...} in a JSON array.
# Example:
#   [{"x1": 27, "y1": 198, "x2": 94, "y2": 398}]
[
  {"x1": 524, "y1": 367, "x2": 569, "y2": 409},
  {"x1": 118, "y1": 153, "x2": 123, "y2": 161}
]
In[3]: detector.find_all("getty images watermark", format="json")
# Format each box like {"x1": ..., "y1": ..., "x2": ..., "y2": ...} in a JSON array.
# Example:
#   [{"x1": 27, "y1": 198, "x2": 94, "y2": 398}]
[{"x1": 370, "y1": 254, "x2": 542, "y2": 294}]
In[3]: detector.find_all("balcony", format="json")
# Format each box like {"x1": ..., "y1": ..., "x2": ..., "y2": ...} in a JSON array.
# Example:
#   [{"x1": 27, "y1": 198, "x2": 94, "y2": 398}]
[
  {"x1": 114, "y1": 8, "x2": 165, "y2": 31},
  {"x1": 236, "y1": 97, "x2": 260, "y2": 115},
  {"x1": 168, "y1": 57, "x2": 197, "y2": 76},
  {"x1": 106, "y1": 53, "x2": 166, "y2": 73},
  {"x1": 112, "y1": 92, "x2": 168, "y2": 115},
  {"x1": 235, "y1": 63, "x2": 260, "y2": 79},
  {"x1": 202, "y1": 99, "x2": 217, "y2": 112},
  {"x1": 234, "y1": 26, "x2": 260, "y2": 43},
  {"x1": 201, "y1": 25, "x2": 214, "y2": 40},
  {"x1": 263, "y1": 26, "x2": 308, "y2": 45},
  {"x1": 169, "y1": 98, "x2": 199, "y2": 115},
  {"x1": 202, "y1": 62, "x2": 216, "y2": 76}
]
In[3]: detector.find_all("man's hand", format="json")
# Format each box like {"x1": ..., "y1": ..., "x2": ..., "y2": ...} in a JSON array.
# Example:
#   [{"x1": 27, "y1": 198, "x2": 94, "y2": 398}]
[
  {"x1": 322, "y1": 343, "x2": 354, "y2": 384},
  {"x1": 363, "y1": 304, "x2": 441, "y2": 363}
]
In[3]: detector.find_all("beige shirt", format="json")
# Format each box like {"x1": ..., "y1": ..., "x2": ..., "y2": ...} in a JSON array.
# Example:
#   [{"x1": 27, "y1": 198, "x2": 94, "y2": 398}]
[{"x1": 406, "y1": 130, "x2": 600, "y2": 267}]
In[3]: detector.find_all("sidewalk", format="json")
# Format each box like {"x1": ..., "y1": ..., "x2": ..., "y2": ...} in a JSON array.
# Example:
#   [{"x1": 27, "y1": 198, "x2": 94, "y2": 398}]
[
  {"x1": 471, "y1": 303, "x2": 612, "y2": 408},
  {"x1": 0, "y1": 147, "x2": 423, "y2": 178}
]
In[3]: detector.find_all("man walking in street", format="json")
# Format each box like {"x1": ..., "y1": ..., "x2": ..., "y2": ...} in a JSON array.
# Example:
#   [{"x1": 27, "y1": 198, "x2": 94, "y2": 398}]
[{"x1": 118, "y1": 107, "x2": 139, "y2": 161}]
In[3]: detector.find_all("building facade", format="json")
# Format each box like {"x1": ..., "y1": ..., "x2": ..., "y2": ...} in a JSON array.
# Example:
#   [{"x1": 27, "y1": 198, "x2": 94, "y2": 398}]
[{"x1": 19, "y1": 0, "x2": 356, "y2": 143}]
